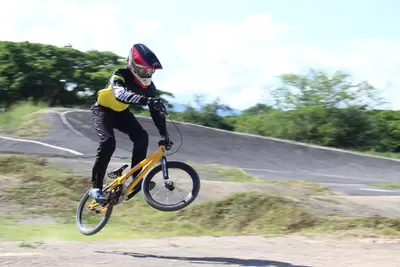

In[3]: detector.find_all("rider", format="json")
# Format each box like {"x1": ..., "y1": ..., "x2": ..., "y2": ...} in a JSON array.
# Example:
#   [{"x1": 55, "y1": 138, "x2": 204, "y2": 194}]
[{"x1": 89, "y1": 43, "x2": 170, "y2": 202}]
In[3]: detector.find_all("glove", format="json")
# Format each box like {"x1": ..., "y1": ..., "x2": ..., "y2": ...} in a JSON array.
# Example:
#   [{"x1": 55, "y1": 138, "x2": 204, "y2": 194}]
[
  {"x1": 162, "y1": 135, "x2": 173, "y2": 146},
  {"x1": 147, "y1": 97, "x2": 164, "y2": 111}
]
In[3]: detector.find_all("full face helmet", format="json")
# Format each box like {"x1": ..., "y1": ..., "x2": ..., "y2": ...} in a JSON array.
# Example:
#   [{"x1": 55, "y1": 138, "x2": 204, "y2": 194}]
[{"x1": 127, "y1": 43, "x2": 163, "y2": 88}]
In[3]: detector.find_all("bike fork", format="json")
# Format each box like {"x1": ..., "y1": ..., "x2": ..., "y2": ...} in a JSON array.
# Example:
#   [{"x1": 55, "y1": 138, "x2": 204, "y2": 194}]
[
  {"x1": 161, "y1": 156, "x2": 169, "y2": 182},
  {"x1": 161, "y1": 156, "x2": 175, "y2": 191}
]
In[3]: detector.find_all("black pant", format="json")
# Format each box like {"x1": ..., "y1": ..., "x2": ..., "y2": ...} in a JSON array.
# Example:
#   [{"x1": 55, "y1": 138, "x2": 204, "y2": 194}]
[{"x1": 91, "y1": 103, "x2": 149, "y2": 190}]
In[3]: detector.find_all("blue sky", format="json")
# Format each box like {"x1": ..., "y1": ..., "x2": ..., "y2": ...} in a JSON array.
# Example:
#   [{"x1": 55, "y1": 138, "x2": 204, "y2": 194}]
[{"x1": 2, "y1": 0, "x2": 400, "y2": 110}]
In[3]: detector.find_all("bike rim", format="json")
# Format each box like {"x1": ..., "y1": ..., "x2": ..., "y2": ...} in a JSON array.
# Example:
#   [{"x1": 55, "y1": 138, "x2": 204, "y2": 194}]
[{"x1": 76, "y1": 193, "x2": 109, "y2": 232}]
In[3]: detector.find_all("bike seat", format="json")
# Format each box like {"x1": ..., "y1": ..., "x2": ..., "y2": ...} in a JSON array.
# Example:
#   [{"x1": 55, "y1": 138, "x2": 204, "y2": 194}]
[{"x1": 107, "y1": 164, "x2": 129, "y2": 179}]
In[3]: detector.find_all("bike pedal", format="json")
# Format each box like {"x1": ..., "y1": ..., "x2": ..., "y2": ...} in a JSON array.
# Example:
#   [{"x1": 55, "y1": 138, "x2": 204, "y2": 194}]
[{"x1": 95, "y1": 198, "x2": 109, "y2": 205}]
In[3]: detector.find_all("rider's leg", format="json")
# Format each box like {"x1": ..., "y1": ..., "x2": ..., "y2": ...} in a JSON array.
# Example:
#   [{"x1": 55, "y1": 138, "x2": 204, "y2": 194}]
[
  {"x1": 115, "y1": 108, "x2": 149, "y2": 190},
  {"x1": 90, "y1": 103, "x2": 117, "y2": 201}
]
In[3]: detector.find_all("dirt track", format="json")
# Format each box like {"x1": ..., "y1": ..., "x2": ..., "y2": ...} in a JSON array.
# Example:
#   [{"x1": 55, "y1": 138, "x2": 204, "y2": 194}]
[
  {"x1": 2, "y1": 235, "x2": 400, "y2": 267},
  {"x1": 2, "y1": 109, "x2": 400, "y2": 266}
]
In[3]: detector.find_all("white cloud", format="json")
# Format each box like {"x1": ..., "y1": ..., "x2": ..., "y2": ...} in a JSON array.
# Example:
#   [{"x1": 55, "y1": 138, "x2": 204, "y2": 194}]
[
  {"x1": 1, "y1": 0, "x2": 160, "y2": 55},
  {"x1": 159, "y1": 13, "x2": 339, "y2": 109},
  {"x1": 331, "y1": 41, "x2": 400, "y2": 109},
  {"x1": 159, "y1": 13, "x2": 400, "y2": 110}
]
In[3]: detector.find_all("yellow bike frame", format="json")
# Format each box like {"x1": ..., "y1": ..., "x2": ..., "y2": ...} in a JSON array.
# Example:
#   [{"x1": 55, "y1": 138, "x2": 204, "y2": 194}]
[
  {"x1": 106, "y1": 144, "x2": 166, "y2": 194},
  {"x1": 88, "y1": 144, "x2": 166, "y2": 211}
]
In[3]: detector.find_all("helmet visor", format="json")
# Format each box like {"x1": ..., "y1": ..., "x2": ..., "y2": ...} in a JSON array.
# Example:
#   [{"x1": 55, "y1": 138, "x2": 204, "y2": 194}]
[{"x1": 133, "y1": 64, "x2": 155, "y2": 78}]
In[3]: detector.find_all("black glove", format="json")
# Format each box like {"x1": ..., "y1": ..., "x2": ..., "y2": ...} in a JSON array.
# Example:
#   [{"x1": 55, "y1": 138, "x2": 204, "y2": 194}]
[
  {"x1": 147, "y1": 97, "x2": 164, "y2": 111},
  {"x1": 162, "y1": 134, "x2": 173, "y2": 146}
]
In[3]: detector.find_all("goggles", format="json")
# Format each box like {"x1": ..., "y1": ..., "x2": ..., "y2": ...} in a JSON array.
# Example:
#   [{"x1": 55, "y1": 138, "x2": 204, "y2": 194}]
[{"x1": 133, "y1": 64, "x2": 155, "y2": 78}]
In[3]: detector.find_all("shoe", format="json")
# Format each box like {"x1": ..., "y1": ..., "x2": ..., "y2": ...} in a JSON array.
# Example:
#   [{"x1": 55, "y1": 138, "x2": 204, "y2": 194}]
[{"x1": 89, "y1": 188, "x2": 108, "y2": 203}]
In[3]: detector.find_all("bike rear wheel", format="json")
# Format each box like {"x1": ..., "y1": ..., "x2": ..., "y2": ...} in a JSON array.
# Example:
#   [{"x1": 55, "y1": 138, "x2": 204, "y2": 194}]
[
  {"x1": 141, "y1": 161, "x2": 201, "y2": 211},
  {"x1": 75, "y1": 189, "x2": 114, "y2": 235}
]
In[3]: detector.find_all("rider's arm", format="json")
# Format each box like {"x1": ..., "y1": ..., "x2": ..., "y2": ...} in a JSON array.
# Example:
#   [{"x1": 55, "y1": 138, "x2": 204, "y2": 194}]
[
  {"x1": 148, "y1": 88, "x2": 168, "y2": 137},
  {"x1": 150, "y1": 107, "x2": 167, "y2": 137},
  {"x1": 111, "y1": 73, "x2": 149, "y2": 105}
]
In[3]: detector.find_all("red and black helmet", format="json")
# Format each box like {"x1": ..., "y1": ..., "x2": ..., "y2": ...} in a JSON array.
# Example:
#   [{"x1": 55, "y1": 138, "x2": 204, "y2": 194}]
[{"x1": 127, "y1": 43, "x2": 163, "y2": 88}]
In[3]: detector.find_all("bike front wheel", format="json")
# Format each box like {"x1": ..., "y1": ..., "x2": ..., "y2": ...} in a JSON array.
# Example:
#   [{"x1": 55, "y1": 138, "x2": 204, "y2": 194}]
[{"x1": 141, "y1": 161, "x2": 201, "y2": 212}]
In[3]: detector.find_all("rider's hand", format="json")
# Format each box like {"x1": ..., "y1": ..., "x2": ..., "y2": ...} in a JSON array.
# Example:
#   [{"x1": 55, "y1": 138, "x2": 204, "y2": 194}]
[
  {"x1": 162, "y1": 135, "x2": 173, "y2": 146},
  {"x1": 147, "y1": 97, "x2": 164, "y2": 111}
]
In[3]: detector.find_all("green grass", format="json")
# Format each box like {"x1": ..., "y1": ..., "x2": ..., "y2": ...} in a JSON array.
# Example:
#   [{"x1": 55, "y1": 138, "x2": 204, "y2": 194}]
[
  {"x1": 0, "y1": 192, "x2": 316, "y2": 242},
  {"x1": 361, "y1": 150, "x2": 400, "y2": 159},
  {"x1": 0, "y1": 154, "x2": 90, "y2": 217},
  {"x1": 305, "y1": 216, "x2": 400, "y2": 237},
  {"x1": 0, "y1": 100, "x2": 50, "y2": 137},
  {"x1": 193, "y1": 164, "x2": 264, "y2": 183},
  {"x1": 368, "y1": 183, "x2": 400, "y2": 189},
  {"x1": 193, "y1": 163, "x2": 334, "y2": 195},
  {"x1": 265, "y1": 180, "x2": 335, "y2": 195},
  {"x1": 0, "y1": 154, "x2": 399, "y2": 242},
  {"x1": 0, "y1": 154, "x2": 314, "y2": 238}
]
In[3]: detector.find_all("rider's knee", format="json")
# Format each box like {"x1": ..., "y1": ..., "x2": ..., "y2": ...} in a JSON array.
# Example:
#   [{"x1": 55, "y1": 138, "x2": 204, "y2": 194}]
[
  {"x1": 130, "y1": 130, "x2": 148, "y2": 146},
  {"x1": 141, "y1": 130, "x2": 149, "y2": 144},
  {"x1": 101, "y1": 137, "x2": 116, "y2": 155}
]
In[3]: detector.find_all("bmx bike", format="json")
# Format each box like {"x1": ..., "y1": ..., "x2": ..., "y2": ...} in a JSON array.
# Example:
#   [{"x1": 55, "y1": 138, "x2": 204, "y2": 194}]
[{"x1": 75, "y1": 100, "x2": 201, "y2": 235}]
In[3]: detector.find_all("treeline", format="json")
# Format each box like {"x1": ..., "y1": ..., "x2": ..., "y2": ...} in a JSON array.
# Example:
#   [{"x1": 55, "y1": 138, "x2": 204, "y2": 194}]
[
  {"x1": 1, "y1": 41, "x2": 399, "y2": 153},
  {"x1": 174, "y1": 71, "x2": 400, "y2": 154},
  {"x1": 0, "y1": 41, "x2": 172, "y2": 110}
]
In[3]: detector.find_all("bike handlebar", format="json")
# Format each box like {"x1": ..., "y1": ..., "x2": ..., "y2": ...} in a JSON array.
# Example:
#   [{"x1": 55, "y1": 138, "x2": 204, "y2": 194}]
[{"x1": 152, "y1": 98, "x2": 168, "y2": 115}]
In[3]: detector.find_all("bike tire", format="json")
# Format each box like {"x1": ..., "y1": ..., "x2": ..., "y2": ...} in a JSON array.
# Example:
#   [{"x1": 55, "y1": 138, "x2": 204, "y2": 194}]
[
  {"x1": 141, "y1": 161, "x2": 201, "y2": 212},
  {"x1": 75, "y1": 189, "x2": 114, "y2": 236}
]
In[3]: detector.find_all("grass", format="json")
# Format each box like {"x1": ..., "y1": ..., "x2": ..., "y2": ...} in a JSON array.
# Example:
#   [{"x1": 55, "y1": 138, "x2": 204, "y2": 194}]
[
  {"x1": 0, "y1": 100, "x2": 51, "y2": 137},
  {"x1": 193, "y1": 163, "x2": 334, "y2": 195},
  {"x1": 0, "y1": 154, "x2": 399, "y2": 242},
  {"x1": 0, "y1": 154, "x2": 90, "y2": 219},
  {"x1": 193, "y1": 163, "x2": 264, "y2": 183},
  {"x1": 305, "y1": 216, "x2": 400, "y2": 237},
  {"x1": 368, "y1": 183, "x2": 400, "y2": 189},
  {"x1": 360, "y1": 150, "x2": 400, "y2": 159},
  {"x1": 266, "y1": 180, "x2": 335, "y2": 195}
]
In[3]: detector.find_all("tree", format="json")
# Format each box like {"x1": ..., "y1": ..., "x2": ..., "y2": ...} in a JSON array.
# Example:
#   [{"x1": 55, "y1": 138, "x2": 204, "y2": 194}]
[
  {"x1": 262, "y1": 69, "x2": 387, "y2": 148},
  {"x1": 0, "y1": 41, "x2": 176, "y2": 109},
  {"x1": 181, "y1": 95, "x2": 234, "y2": 131},
  {"x1": 270, "y1": 69, "x2": 385, "y2": 110},
  {"x1": 242, "y1": 103, "x2": 272, "y2": 115}
]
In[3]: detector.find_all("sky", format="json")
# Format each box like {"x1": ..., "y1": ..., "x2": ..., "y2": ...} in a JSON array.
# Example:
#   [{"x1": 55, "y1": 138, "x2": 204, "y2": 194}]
[{"x1": 1, "y1": 0, "x2": 400, "y2": 110}]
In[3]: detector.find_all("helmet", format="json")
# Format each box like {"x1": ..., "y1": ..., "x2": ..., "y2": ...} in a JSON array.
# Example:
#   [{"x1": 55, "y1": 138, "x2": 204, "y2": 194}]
[{"x1": 127, "y1": 43, "x2": 163, "y2": 88}]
